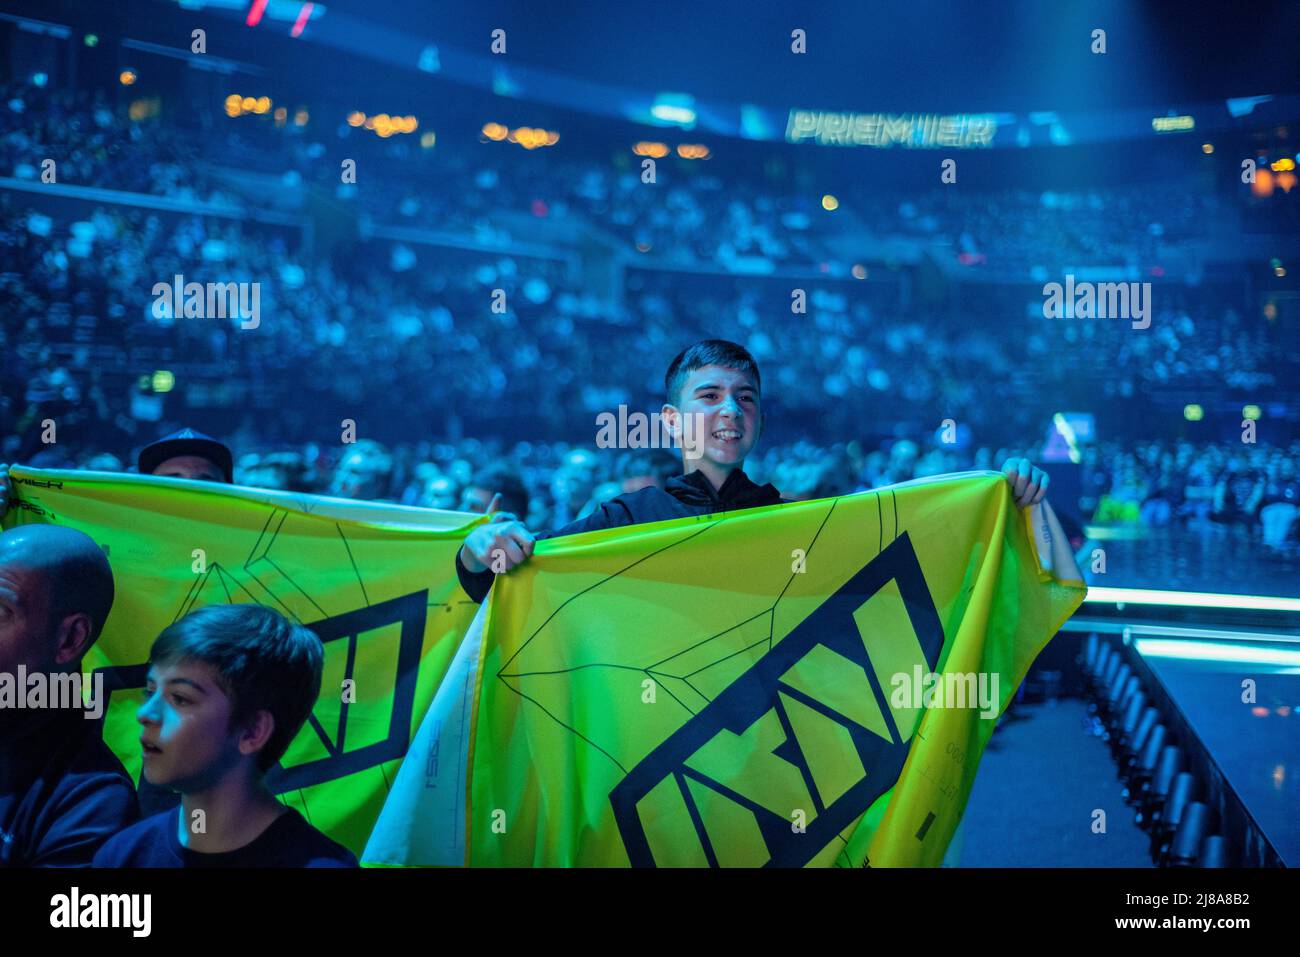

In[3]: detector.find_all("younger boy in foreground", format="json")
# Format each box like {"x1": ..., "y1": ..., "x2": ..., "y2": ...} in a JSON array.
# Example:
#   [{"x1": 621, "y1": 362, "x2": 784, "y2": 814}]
[{"x1": 93, "y1": 604, "x2": 357, "y2": 867}]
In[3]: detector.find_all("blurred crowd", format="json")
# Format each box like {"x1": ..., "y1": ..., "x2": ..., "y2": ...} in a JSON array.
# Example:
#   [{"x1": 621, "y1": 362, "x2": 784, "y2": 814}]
[
  {"x1": 13, "y1": 433, "x2": 1300, "y2": 553},
  {"x1": 3, "y1": 79, "x2": 1298, "y2": 558}
]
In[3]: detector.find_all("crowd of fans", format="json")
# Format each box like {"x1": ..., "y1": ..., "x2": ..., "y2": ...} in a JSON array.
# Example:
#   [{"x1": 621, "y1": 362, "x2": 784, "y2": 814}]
[
  {"x1": 3, "y1": 78, "x2": 1297, "y2": 558},
  {"x1": 11, "y1": 431, "x2": 1299, "y2": 554}
]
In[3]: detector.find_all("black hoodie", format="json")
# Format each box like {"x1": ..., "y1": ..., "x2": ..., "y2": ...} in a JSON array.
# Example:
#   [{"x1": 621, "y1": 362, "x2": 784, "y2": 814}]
[{"x1": 456, "y1": 468, "x2": 785, "y2": 603}]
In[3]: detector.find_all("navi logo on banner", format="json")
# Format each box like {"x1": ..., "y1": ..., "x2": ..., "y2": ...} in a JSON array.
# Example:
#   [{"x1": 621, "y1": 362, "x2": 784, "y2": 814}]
[
  {"x1": 96, "y1": 590, "x2": 427, "y2": 792},
  {"x1": 609, "y1": 534, "x2": 945, "y2": 867}
]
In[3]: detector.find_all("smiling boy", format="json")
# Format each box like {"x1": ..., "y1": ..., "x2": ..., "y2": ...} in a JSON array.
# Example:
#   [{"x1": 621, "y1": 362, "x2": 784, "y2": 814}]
[
  {"x1": 92, "y1": 604, "x2": 356, "y2": 868},
  {"x1": 456, "y1": 339, "x2": 1058, "y2": 603}
]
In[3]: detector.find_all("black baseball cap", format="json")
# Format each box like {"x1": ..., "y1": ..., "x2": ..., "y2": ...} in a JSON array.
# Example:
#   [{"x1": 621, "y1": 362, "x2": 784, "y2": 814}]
[{"x1": 137, "y1": 428, "x2": 234, "y2": 483}]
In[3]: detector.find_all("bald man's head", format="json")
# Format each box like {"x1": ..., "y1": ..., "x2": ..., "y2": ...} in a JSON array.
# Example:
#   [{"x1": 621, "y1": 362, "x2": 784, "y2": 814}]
[{"x1": 0, "y1": 525, "x2": 115, "y2": 674}]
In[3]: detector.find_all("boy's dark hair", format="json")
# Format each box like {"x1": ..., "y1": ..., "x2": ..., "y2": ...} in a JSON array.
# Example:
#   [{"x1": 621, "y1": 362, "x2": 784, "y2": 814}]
[
  {"x1": 664, "y1": 339, "x2": 762, "y2": 406},
  {"x1": 471, "y1": 463, "x2": 530, "y2": 517},
  {"x1": 149, "y1": 604, "x2": 324, "y2": 773}
]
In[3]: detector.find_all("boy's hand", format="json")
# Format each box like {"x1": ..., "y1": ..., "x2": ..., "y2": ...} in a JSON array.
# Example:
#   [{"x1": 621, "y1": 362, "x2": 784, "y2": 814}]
[
  {"x1": 0, "y1": 464, "x2": 10, "y2": 521},
  {"x1": 458, "y1": 492, "x2": 536, "y2": 574},
  {"x1": 1002, "y1": 457, "x2": 1049, "y2": 508}
]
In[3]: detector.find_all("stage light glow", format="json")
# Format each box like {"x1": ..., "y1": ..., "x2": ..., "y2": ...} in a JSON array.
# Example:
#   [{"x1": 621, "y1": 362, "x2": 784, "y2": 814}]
[
  {"x1": 1183, "y1": 404, "x2": 1203, "y2": 421},
  {"x1": 1133, "y1": 638, "x2": 1300, "y2": 668},
  {"x1": 1152, "y1": 115, "x2": 1194, "y2": 132},
  {"x1": 246, "y1": 0, "x2": 268, "y2": 28},
  {"x1": 291, "y1": 2, "x2": 314, "y2": 38},
  {"x1": 852, "y1": 264, "x2": 867, "y2": 280},
  {"x1": 128, "y1": 98, "x2": 159, "y2": 122},
  {"x1": 119, "y1": 71, "x2": 137, "y2": 86},
  {"x1": 347, "y1": 111, "x2": 365, "y2": 127},
  {"x1": 1270, "y1": 158, "x2": 1295, "y2": 172},
  {"x1": 652, "y1": 105, "x2": 694, "y2": 124},
  {"x1": 1202, "y1": 143, "x2": 1214, "y2": 154},
  {"x1": 1252, "y1": 168, "x2": 1274, "y2": 197},
  {"x1": 420, "y1": 131, "x2": 436, "y2": 149},
  {"x1": 151, "y1": 370, "x2": 175, "y2": 393},
  {"x1": 482, "y1": 123, "x2": 509, "y2": 141},
  {"x1": 255, "y1": 96, "x2": 271, "y2": 114},
  {"x1": 1086, "y1": 586, "x2": 1300, "y2": 613},
  {"x1": 294, "y1": 109, "x2": 308, "y2": 126},
  {"x1": 1243, "y1": 404, "x2": 1261, "y2": 420},
  {"x1": 822, "y1": 194, "x2": 839, "y2": 211},
  {"x1": 647, "y1": 94, "x2": 696, "y2": 127},
  {"x1": 242, "y1": 96, "x2": 256, "y2": 112},
  {"x1": 633, "y1": 142, "x2": 669, "y2": 158},
  {"x1": 676, "y1": 144, "x2": 711, "y2": 159},
  {"x1": 84, "y1": 34, "x2": 98, "y2": 47},
  {"x1": 1052, "y1": 412, "x2": 1083, "y2": 463}
]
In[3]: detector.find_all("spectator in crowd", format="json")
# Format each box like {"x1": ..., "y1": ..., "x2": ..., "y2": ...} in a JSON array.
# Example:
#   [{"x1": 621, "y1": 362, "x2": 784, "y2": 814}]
[{"x1": 0, "y1": 525, "x2": 137, "y2": 866}]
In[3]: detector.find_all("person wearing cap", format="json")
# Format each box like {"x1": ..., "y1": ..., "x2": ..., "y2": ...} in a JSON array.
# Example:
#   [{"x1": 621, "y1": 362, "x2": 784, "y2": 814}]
[
  {"x1": 135, "y1": 428, "x2": 234, "y2": 484},
  {"x1": 0, "y1": 428, "x2": 233, "y2": 522}
]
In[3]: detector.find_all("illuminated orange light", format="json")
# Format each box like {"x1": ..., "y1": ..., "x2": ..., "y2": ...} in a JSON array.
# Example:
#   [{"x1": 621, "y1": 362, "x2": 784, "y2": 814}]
[{"x1": 1252, "y1": 168, "x2": 1274, "y2": 197}]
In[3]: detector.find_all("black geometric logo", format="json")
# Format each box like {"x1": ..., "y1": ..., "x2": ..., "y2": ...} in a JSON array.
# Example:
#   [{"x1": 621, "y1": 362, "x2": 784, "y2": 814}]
[{"x1": 609, "y1": 534, "x2": 944, "y2": 867}]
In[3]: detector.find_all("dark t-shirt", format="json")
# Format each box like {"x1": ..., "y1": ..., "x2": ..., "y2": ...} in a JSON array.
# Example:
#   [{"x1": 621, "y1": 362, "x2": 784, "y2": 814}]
[
  {"x1": 456, "y1": 468, "x2": 786, "y2": 603},
  {"x1": 0, "y1": 708, "x2": 139, "y2": 867},
  {"x1": 93, "y1": 806, "x2": 358, "y2": 868}
]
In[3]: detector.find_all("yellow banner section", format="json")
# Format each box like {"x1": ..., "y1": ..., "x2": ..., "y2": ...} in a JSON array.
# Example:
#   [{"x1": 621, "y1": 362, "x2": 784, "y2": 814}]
[
  {"x1": 466, "y1": 472, "x2": 1084, "y2": 866},
  {"x1": 4, "y1": 467, "x2": 483, "y2": 855}
]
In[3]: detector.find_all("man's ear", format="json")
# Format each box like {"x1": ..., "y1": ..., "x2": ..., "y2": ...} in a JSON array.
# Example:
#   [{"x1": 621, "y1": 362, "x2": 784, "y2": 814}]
[
  {"x1": 52, "y1": 613, "x2": 94, "y2": 666},
  {"x1": 661, "y1": 403, "x2": 680, "y2": 439},
  {"x1": 239, "y1": 710, "x2": 277, "y2": 759}
]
